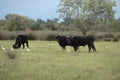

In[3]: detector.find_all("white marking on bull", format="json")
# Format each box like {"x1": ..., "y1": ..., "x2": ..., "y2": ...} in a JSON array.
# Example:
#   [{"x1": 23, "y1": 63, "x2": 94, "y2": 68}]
[
  {"x1": 67, "y1": 47, "x2": 70, "y2": 52},
  {"x1": 27, "y1": 48, "x2": 30, "y2": 52}
]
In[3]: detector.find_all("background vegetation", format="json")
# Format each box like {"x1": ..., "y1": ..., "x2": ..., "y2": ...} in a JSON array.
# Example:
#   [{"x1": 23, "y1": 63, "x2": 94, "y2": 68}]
[
  {"x1": 0, "y1": 13, "x2": 120, "y2": 32},
  {"x1": 1, "y1": 0, "x2": 119, "y2": 36},
  {"x1": 0, "y1": 31, "x2": 120, "y2": 42},
  {"x1": 0, "y1": 13, "x2": 120, "y2": 42}
]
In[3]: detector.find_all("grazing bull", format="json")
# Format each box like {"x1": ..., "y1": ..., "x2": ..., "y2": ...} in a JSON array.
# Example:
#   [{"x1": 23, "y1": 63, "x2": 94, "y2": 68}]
[
  {"x1": 56, "y1": 35, "x2": 70, "y2": 50},
  {"x1": 69, "y1": 35, "x2": 96, "y2": 52},
  {"x1": 12, "y1": 34, "x2": 30, "y2": 51}
]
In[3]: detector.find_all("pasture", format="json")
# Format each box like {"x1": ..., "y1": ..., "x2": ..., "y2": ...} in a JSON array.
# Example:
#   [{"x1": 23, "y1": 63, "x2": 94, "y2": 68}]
[{"x1": 0, "y1": 40, "x2": 120, "y2": 80}]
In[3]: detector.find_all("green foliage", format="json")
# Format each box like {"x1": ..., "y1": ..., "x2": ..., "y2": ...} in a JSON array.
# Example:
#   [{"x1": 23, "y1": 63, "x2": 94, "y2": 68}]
[
  {"x1": 113, "y1": 18, "x2": 120, "y2": 31},
  {"x1": 5, "y1": 14, "x2": 30, "y2": 31},
  {"x1": 46, "y1": 23, "x2": 57, "y2": 30},
  {"x1": 0, "y1": 13, "x2": 73, "y2": 31},
  {"x1": 57, "y1": 0, "x2": 116, "y2": 35},
  {"x1": 47, "y1": 18, "x2": 59, "y2": 23},
  {"x1": 29, "y1": 19, "x2": 46, "y2": 30},
  {"x1": 0, "y1": 13, "x2": 119, "y2": 32}
]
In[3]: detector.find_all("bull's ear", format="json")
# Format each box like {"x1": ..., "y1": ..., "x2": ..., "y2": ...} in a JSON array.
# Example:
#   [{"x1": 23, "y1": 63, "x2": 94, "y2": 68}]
[
  {"x1": 55, "y1": 34, "x2": 60, "y2": 38},
  {"x1": 55, "y1": 35, "x2": 58, "y2": 37}
]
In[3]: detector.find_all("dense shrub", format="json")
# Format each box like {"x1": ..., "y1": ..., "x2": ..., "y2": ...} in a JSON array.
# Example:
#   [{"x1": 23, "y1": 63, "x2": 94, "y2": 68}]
[
  {"x1": 113, "y1": 37, "x2": 119, "y2": 42},
  {"x1": 104, "y1": 38, "x2": 112, "y2": 41},
  {"x1": 27, "y1": 32, "x2": 38, "y2": 40},
  {"x1": 45, "y1": 34, "x2": 56, "y2": 41},
  {"x1": 0, "y1": 31, "x2": 120, "y2": 41},
  {"x1": 103, "y1": 33, "x2": 114, "y2": 38},
  {"x1": 0, "y1": 32, "x2": 5, "y2": 40}
]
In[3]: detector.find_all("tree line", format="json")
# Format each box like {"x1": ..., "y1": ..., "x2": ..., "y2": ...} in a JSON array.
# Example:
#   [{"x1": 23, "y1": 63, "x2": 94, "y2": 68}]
[
  {"x1": 0, "y1": 14, "x2": 68, "y2": 31},
  {"x1": 0, "y1": 13, "x2": 119, "y2": 31},
  {"x1": 0, "y1": 0, "x2": 120, "y2": 36}
]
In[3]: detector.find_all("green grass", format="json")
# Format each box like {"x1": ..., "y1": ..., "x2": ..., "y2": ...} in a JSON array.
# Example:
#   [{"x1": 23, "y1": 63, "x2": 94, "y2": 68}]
[{"x1": 0, "y1": 41, "x2": 120, "y2": 80}]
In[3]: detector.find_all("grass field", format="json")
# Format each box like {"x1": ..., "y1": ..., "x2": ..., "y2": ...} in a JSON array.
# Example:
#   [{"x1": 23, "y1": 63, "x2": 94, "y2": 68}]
[{"x1": 0, "y1": 40, "x2": 120, "y2": 80}]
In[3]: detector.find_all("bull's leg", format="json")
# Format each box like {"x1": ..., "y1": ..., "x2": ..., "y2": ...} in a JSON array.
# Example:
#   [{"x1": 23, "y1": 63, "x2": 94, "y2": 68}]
[
  {"x1": 26, "y1": 42, "x2": 29, "y2": 49},
  {"x1": 23, "y1": 43, "x2": 25, "y2": 49},
  {"x1": 19, "y1": 44, "x2": 21, "y2": 48},
  {"x1": 73, "y1": 46, "x2": 78, "y2": 52},
  {"x1": 26, "y1": 42, "x2": 30, "y2": 51},
  {"x1": 88, "y1": 44, "x2": 92, "y2": 52},
  {"x1": 91, "y1": 44, "x2": 96, "y2": 51},
  {"x1": 62, "y1": 46, "x2": 65, "y2": 50}
]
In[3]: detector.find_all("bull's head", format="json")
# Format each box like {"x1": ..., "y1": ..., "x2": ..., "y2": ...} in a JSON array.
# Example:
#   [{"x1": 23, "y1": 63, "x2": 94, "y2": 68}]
[
  {"x1": 12, "y1": 44, "x2": 20, "y2": 49},
  {"x1": 55, "y1": 35, "x2": 60, "y2": 41}
]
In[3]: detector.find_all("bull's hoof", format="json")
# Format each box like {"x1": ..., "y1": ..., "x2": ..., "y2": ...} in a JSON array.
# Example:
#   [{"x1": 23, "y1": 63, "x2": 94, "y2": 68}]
[{"x1": 27, "y1": 48, "x2": 30, "y2": 52}]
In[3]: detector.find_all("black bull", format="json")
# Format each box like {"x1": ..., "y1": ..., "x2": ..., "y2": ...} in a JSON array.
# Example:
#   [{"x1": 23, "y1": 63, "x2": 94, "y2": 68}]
[
  {"x1": 56, "y1": 35, "x2": 96, "y2": 52},
  {"x1": 13, "y1": 34, "x2": 29, "y2": 49}
]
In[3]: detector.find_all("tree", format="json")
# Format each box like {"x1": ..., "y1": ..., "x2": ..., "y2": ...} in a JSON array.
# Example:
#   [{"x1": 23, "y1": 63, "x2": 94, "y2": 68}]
[
  {"x1": 114, "y1": 18, "x2": 120, "y2": 31},
  {"x1": 47, "y1": 18, "x2": 59, "y2": 23},
  {"x1": 5, "y1": 14, "x2": 30, "y2": 31},
  {"x1": 0, "y1": 19, "x2": 7, "y2": 30},
  {"x1": 57, "y1": 0, "x2": 116, "y2": 35},
  {"x1": 27, "y1": 19, "x2": 46, "y2": 30}
]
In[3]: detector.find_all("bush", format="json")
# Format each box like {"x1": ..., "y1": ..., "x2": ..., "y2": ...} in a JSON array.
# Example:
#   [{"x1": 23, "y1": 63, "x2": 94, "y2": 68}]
[
  {"x1": 45, "y1": 34, "x2": 56, "y2": 41},
  {"x1": 95, "y1": 35, "x2": 104, "y2": 41},
  {"x1": 103, "y1": 33, "x2": 114, "y2": 38},
  {"x1": 113, "y1": 37, "x2": 119, "y2": 42},
  {"x1": 0, "y1": 32, "x2": 5, "y2": 40},
  {"x1": 27, "y1": 32, "x2": 38, "y2": 40},
  {"x1": 0, "y1": 31, "x2": 119, "y2": 41},
  {"x1": 104, "y1": 38, "x2": 112, "y2": 41}
]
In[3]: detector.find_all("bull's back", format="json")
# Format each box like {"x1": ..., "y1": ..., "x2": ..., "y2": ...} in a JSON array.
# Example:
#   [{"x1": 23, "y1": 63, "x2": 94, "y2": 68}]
[
  {"x1": 86, "y1": 35, "x2": 94, "y2": 43},
  {"x1": 16, "y1": 35, "x2": 28, "y2": 43},
  {"x1": 70, "y1": 36, "x2": 94, "y2": 46},
  {"x1": 73, "y1": 36, "x2": 87, "y2": 45}
]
